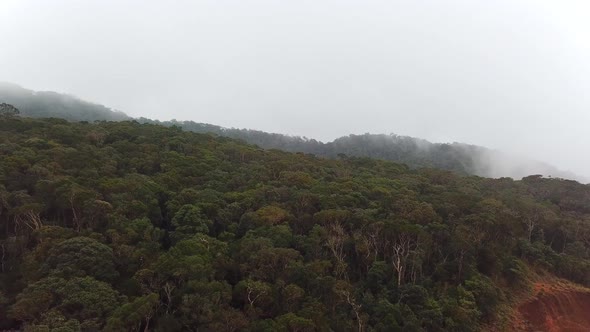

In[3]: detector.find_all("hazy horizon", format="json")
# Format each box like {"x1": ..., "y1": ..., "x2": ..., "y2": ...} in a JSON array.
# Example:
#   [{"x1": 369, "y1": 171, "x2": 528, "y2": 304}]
[{"x1": 1, "y1": 0, "x2": 589, "y2": 177}]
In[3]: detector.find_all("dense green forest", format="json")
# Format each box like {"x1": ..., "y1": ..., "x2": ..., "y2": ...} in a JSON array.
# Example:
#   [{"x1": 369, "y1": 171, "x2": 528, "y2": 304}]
[
  {"x1": 138, "y1": 118, "x2": 482, "y2": 175},
  {"x1": 1, "y1": 115, "x2": 590, "y2": 331},
  {"x1": 139, "y1": 118, "x2": 582, "y2": 182},
  {"x1": 2, "y1": 83, "x2": 580, "y2": 182}
]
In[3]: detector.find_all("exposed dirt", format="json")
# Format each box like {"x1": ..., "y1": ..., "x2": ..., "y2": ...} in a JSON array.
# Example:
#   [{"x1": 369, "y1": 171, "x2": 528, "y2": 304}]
[{"x1": 511, "y1": 282, "x2": 590, "y2": 332}]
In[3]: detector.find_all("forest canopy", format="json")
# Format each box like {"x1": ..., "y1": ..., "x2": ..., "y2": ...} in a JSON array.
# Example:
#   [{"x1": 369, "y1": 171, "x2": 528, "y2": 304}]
[
  {"x1": 1, "y1": 117, "x2": 589, "y2": 331},
  {"x1": 1, "y1": 83, "x2": 580, "y2": 182}
]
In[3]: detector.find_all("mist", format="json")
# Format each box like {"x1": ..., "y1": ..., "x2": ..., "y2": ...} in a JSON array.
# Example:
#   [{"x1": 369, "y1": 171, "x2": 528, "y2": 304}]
[
  {"x1": 1, "y1": 0, "x2": 589, "y2": 178},
  {"x1": 464, "y1": 145, "x2": 588, "y2": 183}
]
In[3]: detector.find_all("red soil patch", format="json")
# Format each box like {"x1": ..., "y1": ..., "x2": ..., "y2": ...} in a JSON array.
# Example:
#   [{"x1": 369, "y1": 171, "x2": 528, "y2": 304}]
[{"x1": 512, "y1": 282, "x2": 590, "y2": 332}]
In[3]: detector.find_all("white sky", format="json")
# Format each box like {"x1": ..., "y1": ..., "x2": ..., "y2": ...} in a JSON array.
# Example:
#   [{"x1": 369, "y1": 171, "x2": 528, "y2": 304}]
[{"x1": 1, "y1": 0, "x2": 589, "y2": 176}]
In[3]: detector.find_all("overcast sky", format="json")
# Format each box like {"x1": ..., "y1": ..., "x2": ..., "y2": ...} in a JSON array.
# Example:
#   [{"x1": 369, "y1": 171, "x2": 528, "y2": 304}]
[{"x1": 1, "y1": 0, "x2": 589, "y2": 176}]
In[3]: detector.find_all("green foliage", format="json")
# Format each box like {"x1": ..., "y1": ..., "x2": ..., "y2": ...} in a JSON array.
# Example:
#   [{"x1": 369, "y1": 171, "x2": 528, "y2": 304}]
[
  {"x1": 170, "y1": 204, "x2": 211, "y2": 243},
  {"x1": 10, "y1": 277, "x2": 120, "y2": 330},
  {"x1": 105, "y1": 293, "x2": 159, "y2": 331},
  {"x1": 2, "y1": 117, "x2": 590, "y2": 330},
  {"x1": 139, "y1": 118, "x2": 581, "y2": 181},
  {"x1": 42, "y1": 237, "x2": 118, "y2": 282}
]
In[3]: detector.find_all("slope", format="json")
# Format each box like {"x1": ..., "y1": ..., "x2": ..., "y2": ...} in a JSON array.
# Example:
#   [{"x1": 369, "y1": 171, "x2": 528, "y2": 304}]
[
  {"x1": 0, "y1": 82, "x2": 583, "y2": 182},
  {"x1": 142, "y1": 118, "x2": 584, "y2": 182},
  {"x1": 0, "y1": 82, "x2": 129, "y2": 122},
  {"x1": 1, "y1": 117, "x2": 590, "y2": 331},
  {"x1": 511, "y1": 281, "x2": 590, "y2": 332}
]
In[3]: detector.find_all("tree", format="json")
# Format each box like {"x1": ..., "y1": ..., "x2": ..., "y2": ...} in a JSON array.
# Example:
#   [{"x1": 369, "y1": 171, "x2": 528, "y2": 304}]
[
  {"x1": 275, "y1": 313, "x2": 315, "y2": 332},
  {"x1": 255, "y1": 205, "x2": 290, "y2": 225},
  {"x1": 282, "y1": 284, "x2": 305, "y2": 312},
  {"x1": 333, "y1": 280, "x2": 364, "y2": 332},
  {"x1": 235, "y1": 279, "x2": 272, "y2": 317},
  {"x1": 384, "y1": 223, "x2": 421, "y2": 286},
  {"x1": 10, "y1": 276, "x2": 120, "y2": 330},
  {"x1": 170, "y1": 204, "x2": 211, "y2": 243},
  {"x1": 207, "y1": 307, "x2": 249, "y2": 332},
  {"x1": 42, "y1": 237, "x2": 118, "y2": 282},
  {"x1": 176, "y1": 281, "x2": 233, "y2": 328},
  {"x1": 153, "y1": 235, "x2": 226, "y2": 286},
  {"x1": 314, "y1": 210, "x2": 350, "y2": 278},
  {"x1": 106, "y1": 293, "x2": 159, "y2": 332},
  {"x1": 54, "y1": 181, "x2": 99, "y2": 232},
  {"x1": 0, "y1": 103, "x2": 19, "y2": 118}
]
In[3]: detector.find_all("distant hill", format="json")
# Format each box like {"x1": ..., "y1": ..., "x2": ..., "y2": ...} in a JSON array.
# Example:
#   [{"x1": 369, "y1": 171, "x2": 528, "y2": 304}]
[
  {"x1": 0, "y1": 82, "x2": 130, "y2": 122},
  {"x1": 140, "y1": 118, "x2": 586, "y2": 182},
  {"x1": 1, "y1": 82, "x2": 584, "y2": 182}
]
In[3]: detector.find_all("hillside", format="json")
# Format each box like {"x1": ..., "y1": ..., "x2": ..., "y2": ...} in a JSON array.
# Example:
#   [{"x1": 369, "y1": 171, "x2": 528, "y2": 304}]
[
  {"x1": 1, "y1": 117, "x2": 590, "y2": 331},
  {"x1": 141, "y1": 118, "x2": 583, "y2": 182},
  {"x1": 0, "y1": 82, "x2": 129, "y2": 122},
  {"x1": 1, "y1": 83, "x2": 581, "y2": 182},
  {"x1": 512, "y1": 281, "x2": 590, "y2": 331}
]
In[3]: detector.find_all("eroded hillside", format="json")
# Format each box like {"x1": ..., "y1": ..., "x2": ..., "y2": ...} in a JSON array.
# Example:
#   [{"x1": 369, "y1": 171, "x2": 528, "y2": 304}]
[{"x1": 512, "y1": 282, "x2": 590, "y2": 332}]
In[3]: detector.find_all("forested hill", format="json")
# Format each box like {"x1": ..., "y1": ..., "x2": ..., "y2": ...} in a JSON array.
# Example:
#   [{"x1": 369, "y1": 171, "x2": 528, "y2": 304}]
[
  {"x1": 140, "y1": 118, "x2": 582, "y2": 181},
  {"x1": 1, "y1": 116, "x2": 590, "y2": 331},
  {"x1": 0, "y1": 83, "x2": 582, "y2": 181},
  {"x1": 0, "y1": 82, "x2": 129, "y2": 122}
]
